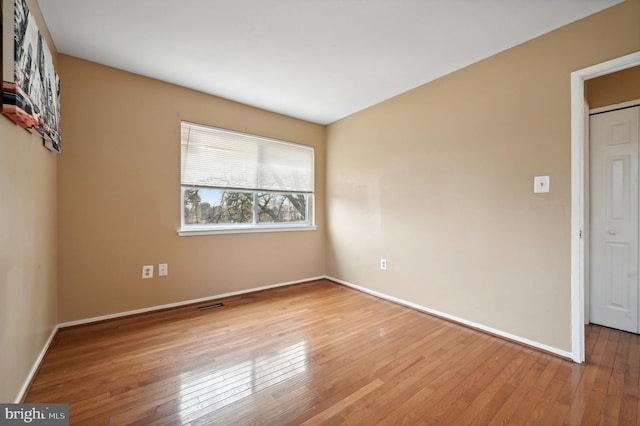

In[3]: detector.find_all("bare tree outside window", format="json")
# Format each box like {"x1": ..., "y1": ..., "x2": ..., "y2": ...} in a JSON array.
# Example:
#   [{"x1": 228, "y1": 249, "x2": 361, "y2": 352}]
[
  {"x1": 257, "y1": 193, "x2": 306, "y2": 223},
  {"x1": 183, "y1": 188, "x2": 306, "y2": 226},
  {"x1": 183, "y1": 189, "x2": 201, "y2": 224}
]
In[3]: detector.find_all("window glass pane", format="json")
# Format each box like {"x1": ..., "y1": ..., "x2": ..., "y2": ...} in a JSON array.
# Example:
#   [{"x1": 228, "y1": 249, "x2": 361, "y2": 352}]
[
  {"x1": 183, "y1": 187, "x2": 253, "y2": 225},
  {"x1": 257, "y1": 193, "x2": 307, "y2": 223}
]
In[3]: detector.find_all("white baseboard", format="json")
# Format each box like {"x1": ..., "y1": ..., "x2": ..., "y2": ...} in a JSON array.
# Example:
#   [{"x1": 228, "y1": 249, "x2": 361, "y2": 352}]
[
  {"x1": 58, "y1": 276, "x2": 325, "y2": 328},
  {"x1": 15, "y1": 325, "x2": 59, "y2": 403},
  {"x1": 327, "y1": 276, "x2": 573, "y2": 360}
]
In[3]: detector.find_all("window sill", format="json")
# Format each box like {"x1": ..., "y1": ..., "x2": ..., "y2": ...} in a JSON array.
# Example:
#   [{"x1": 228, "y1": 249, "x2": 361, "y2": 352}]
[{"x1": 177, "y1": 224, "x2": 317, "y2": 236}]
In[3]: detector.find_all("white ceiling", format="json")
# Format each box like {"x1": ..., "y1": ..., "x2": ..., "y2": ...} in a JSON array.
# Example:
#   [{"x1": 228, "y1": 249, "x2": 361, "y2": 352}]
[{"x1": 37, "y1": 0, "x2": 622, "y2": 125}]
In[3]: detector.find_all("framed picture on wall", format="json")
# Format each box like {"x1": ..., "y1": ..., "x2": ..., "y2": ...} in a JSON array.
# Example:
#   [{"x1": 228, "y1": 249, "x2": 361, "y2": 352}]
[{"x1": 2, "y1": 0, "x2": 61, "y2": 152}]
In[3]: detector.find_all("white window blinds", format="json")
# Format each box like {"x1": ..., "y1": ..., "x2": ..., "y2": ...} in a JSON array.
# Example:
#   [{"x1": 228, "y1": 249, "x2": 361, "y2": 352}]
[{"x1": 181, "y1": 122, "x2": 314, "y2": 193}]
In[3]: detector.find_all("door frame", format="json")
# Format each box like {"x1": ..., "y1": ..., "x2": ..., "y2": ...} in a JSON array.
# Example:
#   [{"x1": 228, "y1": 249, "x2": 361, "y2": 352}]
[{"x1": 571, "y1": 51, "x2": 640, "y2": 363}]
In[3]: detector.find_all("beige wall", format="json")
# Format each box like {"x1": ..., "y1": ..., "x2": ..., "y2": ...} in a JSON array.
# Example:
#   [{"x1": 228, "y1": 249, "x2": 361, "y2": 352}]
[
  {"x1": 586, "y1": 65, "x2": 640, "y2": 109},
  {"x1": 57, "y1": 56, "x2": 326, "y2": 323},
  {"x1": 0, "y1": 0, "x2": 58, "y2": 402},
  {"x1": 326, "y1": 0, "x2": 640, "y2": 352}
]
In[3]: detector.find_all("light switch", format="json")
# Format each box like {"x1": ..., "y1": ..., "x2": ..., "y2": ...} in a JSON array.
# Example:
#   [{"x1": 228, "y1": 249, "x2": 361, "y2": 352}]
[{"x1": 534, "y1": 176, "x2": 550, "y2": 193}]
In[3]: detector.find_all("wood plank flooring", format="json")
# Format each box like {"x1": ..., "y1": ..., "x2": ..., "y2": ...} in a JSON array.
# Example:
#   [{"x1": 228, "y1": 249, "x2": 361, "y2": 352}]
[{"x1": 24, "y1": 279, "x2": 640, "y2": 425}]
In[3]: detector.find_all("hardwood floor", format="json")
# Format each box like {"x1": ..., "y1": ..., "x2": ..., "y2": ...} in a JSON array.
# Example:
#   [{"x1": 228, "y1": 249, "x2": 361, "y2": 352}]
[{"x1": 25, "y1": 279, "x2": 640, "y2": 425}]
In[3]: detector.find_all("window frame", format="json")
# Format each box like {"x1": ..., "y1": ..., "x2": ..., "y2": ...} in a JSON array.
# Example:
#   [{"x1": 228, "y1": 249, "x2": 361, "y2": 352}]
[{"x1": 178, "y1": 122, "x2": 316, "y2": 236}]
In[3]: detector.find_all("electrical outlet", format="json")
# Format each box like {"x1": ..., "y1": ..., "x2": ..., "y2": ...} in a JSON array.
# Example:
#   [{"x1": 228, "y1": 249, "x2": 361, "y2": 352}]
[
  {"x1": 142, "y1": 265, "x2": 154, "y2": 279},
  {"x1": 380, "y1": 259, "x2": 387, "y2": 271},
  {"x1": 159, "y1": 263, "x2": 168, "y2": 277}
]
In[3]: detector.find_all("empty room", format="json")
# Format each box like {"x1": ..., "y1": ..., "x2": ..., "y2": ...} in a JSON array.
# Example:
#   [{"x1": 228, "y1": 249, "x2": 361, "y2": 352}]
[{"x1": 1, "y1": 0, "x2": 640, "y2": 424}]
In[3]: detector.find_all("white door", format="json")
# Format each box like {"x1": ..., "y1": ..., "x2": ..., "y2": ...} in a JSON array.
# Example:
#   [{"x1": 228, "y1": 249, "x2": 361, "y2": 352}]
[{"x1": 590, "y1": 106, "x2": 640, "y2": 333}]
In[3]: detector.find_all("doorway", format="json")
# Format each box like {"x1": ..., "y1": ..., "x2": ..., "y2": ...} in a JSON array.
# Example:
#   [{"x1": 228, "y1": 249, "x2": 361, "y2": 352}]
[{"x1": 570, "y1": 51, "x2": 640, "y2": 363}]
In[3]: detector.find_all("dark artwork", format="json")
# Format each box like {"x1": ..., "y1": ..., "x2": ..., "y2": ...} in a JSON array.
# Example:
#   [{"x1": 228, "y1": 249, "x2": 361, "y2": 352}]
[{"x1": 2, "y1": 0, "x2": 61, "y2": 152}]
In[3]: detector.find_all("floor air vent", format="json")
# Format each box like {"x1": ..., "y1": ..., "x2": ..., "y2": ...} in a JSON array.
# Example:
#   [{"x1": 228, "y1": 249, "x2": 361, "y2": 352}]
[{"x1": 198, "y1": 303, "x2": 224, "y2": 311}]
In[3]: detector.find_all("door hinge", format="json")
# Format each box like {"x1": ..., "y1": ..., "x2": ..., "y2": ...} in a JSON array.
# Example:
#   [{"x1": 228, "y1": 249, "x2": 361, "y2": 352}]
[{"x1": 579, "y1": 229, "x2": 583, "y2": 238}]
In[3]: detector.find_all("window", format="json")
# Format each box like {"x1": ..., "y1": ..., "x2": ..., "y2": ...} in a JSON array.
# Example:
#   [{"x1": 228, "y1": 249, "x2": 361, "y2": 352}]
[{"x1": 179, "y1": 121, "x2": 315, "y2": 235}]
